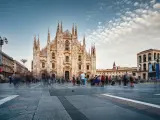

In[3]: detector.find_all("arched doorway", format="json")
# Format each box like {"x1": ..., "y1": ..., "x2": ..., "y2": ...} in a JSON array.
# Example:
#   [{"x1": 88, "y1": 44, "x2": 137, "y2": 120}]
[
  {"x1": 41, "y1": 70, "x2": 47, "y2": 79},
  {"x1": 52, "y1": 73, "x2": 55, "y2": 79},
  {"x1": 65, "y1": 71, "x2": 69, "y2": 81}
]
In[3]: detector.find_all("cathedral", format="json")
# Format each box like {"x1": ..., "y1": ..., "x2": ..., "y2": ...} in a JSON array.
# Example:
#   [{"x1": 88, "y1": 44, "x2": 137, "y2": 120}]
[{"x1": 32, "y1": 22, "x2": 96, "y2": 80}]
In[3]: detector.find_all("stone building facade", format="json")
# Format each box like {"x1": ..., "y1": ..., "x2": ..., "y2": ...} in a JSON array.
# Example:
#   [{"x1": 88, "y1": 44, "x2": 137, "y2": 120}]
[
  {"x1": 13, "y1": 60, "x2": 28, "y2": 74},
  {"x1": 1, "y1": 52, "x2": 14, "y2": 77},
  {"x1": 32, "y1": 22, "x2": 96, "y2": 80},
  {"x1": 137, "y1": 49, "x2": 160, "y2": 80},
  {"x1": 96, "y1": 62, "x2": 137, "y2": 77}
]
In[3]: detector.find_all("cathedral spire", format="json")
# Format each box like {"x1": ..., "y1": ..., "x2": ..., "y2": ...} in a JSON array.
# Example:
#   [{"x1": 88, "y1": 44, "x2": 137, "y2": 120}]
[
  {"x1": 37, "y1": 34, "x2": 40, "y2": 51},
  {"x1": 75, "y1": 24, "x2": 77, "y2": 37},
  {"x1": 113, "y1": 61, "x2": 116, "y2": 70},
  {"x1": 47, "y1": 27, "x2": 50, "y2": 44},
  {"x1": 34, "y1": 35, "x2": 36, "y2": 48},
  {"x1": 72, "y1": 23, "x2": 74, "y2": 35},
  {"x1": 60, "y1": 21, "x2": 63, "y2": 33},
  {"x1": 83, "y1": 35, "x2": 86, "y2": 47},
  {"x1": 56, "y1": 21, "x2": 60, "y2": 35}
]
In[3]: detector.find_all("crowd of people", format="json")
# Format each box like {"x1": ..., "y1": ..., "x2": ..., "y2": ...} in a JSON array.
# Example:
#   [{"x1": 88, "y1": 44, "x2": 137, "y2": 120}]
[
  {"x1": 8, "y1": 71, "x2": 137, "y2": 88},
  {"x1": 71, "y1": 73, "x2": 137, "y2": 87},
  {"x1": 8, "y1": 72, "x2": 39, "y2": 86}
]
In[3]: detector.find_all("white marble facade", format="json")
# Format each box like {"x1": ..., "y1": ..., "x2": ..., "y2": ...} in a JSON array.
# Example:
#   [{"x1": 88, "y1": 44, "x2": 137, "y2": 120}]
[{"x1": 32, "y1": 22, "x2": 96, "y2": 80}]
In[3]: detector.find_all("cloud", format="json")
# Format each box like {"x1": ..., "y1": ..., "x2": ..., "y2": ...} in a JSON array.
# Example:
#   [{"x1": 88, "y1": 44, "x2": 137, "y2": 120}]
[
  {"x1": 134, "y1": 2, "x2": 139, "y2": 6},
  {"x1": 150, "y1": 0, "x2": 156, "y2": 4},
  {"x1": 153, "y1": 3, "x2": 160, "y2": 9},
  {"x1": 86, "y1": 0, "x2": 160, "y2": 68}
]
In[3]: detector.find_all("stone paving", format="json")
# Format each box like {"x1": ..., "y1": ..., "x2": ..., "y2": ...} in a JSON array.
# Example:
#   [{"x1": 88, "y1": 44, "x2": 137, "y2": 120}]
[{"x1": 0, "y1": 82, "x2": 160, "y2": 120}]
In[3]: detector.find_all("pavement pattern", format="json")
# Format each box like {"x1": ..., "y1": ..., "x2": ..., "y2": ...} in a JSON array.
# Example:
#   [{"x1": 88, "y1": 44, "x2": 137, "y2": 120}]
[{"x1": 0, "y1": 82, "x2": 160, "y2": 120}]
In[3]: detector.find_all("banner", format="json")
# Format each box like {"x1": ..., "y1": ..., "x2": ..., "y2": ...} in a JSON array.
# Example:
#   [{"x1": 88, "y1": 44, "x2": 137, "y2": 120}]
[
  {"x1": 148, "y1": 63, "x2": 152, "y2": 73},
  {"x1": 156, "y1": 64, "x2": 159, "y2": 79}
]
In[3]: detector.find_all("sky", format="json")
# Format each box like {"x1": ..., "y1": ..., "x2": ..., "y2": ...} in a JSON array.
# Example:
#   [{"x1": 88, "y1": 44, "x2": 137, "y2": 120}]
[{"x1": 0, "y1": 0, "x2": 160, "y2": 70}]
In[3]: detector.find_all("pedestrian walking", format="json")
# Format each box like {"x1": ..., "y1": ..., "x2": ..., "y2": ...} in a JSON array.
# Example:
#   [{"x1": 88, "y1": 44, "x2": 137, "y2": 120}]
[
  {"x1": 105, "y1": 76, "x2": 108, "y2": 85},
  {"x1": 118, "y1": 76, "x2": 121, "y2": 85},
  {"x1": 72, "y1": 75, "x2": 76, "y2": 86},
  {"x1": 80, "y1": 72, "x2": 85, "y2": 85},
  {"x1": 101, "y1": 74, "x2": 105, "y2": 87},
  {"x1": 130, "y1": 76, "x2": 134, "y2": 87},
  {"x1": 9, "y1": 76, "x2": 12, "y2": 84}
]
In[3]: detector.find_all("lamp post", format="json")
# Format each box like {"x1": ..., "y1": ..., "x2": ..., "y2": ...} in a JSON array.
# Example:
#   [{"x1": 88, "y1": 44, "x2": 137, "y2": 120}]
[{"x1": 0, "y1": 36, "x2": 8, "y2": 72}]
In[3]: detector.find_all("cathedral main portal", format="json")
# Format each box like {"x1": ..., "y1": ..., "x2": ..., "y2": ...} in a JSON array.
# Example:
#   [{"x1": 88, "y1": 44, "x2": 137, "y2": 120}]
[{"x1": 65, "y1": 71, "x2": 69, "y2": 81}]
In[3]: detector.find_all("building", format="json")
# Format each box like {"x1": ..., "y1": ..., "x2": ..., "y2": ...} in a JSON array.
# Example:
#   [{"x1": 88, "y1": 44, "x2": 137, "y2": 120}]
[
  {"x1": 137, "y1": 49, "x2": 160, "y2": 80},
  {"x1": 1, "y1": 52, "x2": 14, "y2": 77},
  {"x1": 96, "y1": 62, "x2": 137, "y2": 77},
  {"x1": 32, "y1": 22, "x2": 96, "y2": 80},
  {"x1": 13, "y1": 60, "x2": 28, "y2": 74}
]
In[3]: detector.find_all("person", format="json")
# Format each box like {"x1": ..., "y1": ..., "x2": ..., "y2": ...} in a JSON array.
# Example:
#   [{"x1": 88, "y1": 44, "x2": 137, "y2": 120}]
[
  {"x1": 123, "y1": 74, "x2": 128, "y2": 86},
  {"x1": 108, "y1": 76, "x2": 111, "y2": 85},
  {"x1": 118, "y1": 76, "x2": 121, "y2": 85},
  {"x1": 9, "y1": 76, "x2": 12, "y2": 84},
  {"x1": 80, "y1": 72, "x2": 85, "y2": 85},
  {"x1": 76, "y1": 76, "x2": 80, "y2": 85},
  {"x1": 72, "y1": 75, "x2": 76, "y2": 85},
  {"x1": 12, "y1": 73, "x2": 16, "y2": 86},
  {"x1": 105, "y1": 76, "x2": 108, "y2": 85},
  {"x1": 101, "y1": 74, "x2": 105, "y2": 87},
  {"x1": 26, "y1": 72, "x2": 31, "y2": 86},
  {"x1": 130, "y1": 76, "x2": 134, "y2": 87}
]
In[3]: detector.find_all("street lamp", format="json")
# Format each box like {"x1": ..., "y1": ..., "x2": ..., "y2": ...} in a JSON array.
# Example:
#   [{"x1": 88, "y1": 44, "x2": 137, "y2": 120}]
[{"x1": 0, "y1": 36, "x2": 8, "y2": 71}]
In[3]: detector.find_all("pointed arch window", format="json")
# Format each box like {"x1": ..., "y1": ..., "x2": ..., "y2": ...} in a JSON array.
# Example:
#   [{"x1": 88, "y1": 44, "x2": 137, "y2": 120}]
[
  {"x1": 79, "y1": 64, "x2": 81, "y2": 70},
  {"x1": 52, "y1": 52, "x2": 55, "y2": 59},
  {"x1": 78, "y1": 55, "x2": 81, "y2": 61},
  {"x1": 42, "y1": 62, "x2": 45, "y2": 68},
  {"x1": 65, "y1": 40, "x2": 70, "y2": 51},
  {"x1": 52, "y1": 63, "x2": 55, "y2": 68},
  {"x1": 87, "y1": 65, "x2": 89, "y2": 70},
  {"x1": 66, "y1": 56, "x2": 69, "y2": 62}
]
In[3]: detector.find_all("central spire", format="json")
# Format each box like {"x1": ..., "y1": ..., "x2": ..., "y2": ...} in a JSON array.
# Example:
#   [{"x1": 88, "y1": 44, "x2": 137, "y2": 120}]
[
  {"x1": 60, "y1": 21, "x2": 63, "y2": 33},
  {"x1": 47, "y1": 27, "x2": 50, "y2": 44},
  {"x1": 72, "y1": 23, "x2": 74, "y2": 35}
]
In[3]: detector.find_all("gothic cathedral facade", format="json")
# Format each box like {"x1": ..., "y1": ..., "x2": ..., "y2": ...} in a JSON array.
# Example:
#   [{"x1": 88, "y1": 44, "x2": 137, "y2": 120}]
[{"x1": 32, "y1": 22, "x2": 96, "y2": 80}]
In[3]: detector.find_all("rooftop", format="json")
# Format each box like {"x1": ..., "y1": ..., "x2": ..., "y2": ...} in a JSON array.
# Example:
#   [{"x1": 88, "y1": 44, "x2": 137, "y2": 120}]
[
  {"x1": 2, "y1": 52, "x2": 13, "y2": 61},
  {"x1": 137, "y1": 49, "x2": 160, "y2": 55}
]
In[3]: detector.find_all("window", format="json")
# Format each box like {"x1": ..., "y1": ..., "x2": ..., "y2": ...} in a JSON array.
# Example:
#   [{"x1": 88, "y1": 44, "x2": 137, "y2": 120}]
[
  {"x1": 65, "y1": 40, "x2": 70, "y2": 51},
  {"x1": 148, "y1": 53, "x2": 152, "y2": 61},
  {"x1": 143, "y1": 73, "x2": 146, "y2": 80},
  {"x1": 52, "y1": 63, "x2": 55, "y2": 68},
  {"x1": 143, "y1": 63, "x2": 146, "y2": 71},
  {"x1": 79, "y1": 64, "x2": 81, "y2": 70},
  {"x1": 139, "y1": 56, "x2": 141, "y2": 63},
  {"x1": 42, "y1": 62, "x2": 45, "y2": 68},
  {"x1": 66, "y1": 56, "x2": 69, "y2": 62},
  {"x1": 158, "y1": 53, "x2": 160, "y2": 59},
  {"x1": 87, "y1": 65, "x2": 89, "y2": 70},
  {"x1": 154, "y1": 53, "x2": 156, "y2": 60},
  {"x1": 143, "y1": 54, "x2": 146, "y2": 62},
  {"x1": 78, "y1": 55, "x2": 81, "y2": 61},
  {"x1": 52, "y1": 52, "x2": 55, "y2": 59}
]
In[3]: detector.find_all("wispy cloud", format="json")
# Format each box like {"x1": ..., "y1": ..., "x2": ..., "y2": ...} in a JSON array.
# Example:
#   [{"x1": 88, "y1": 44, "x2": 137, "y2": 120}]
[{"x1": 85, "y1": 0, "x2": 160, "y2": 68}]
